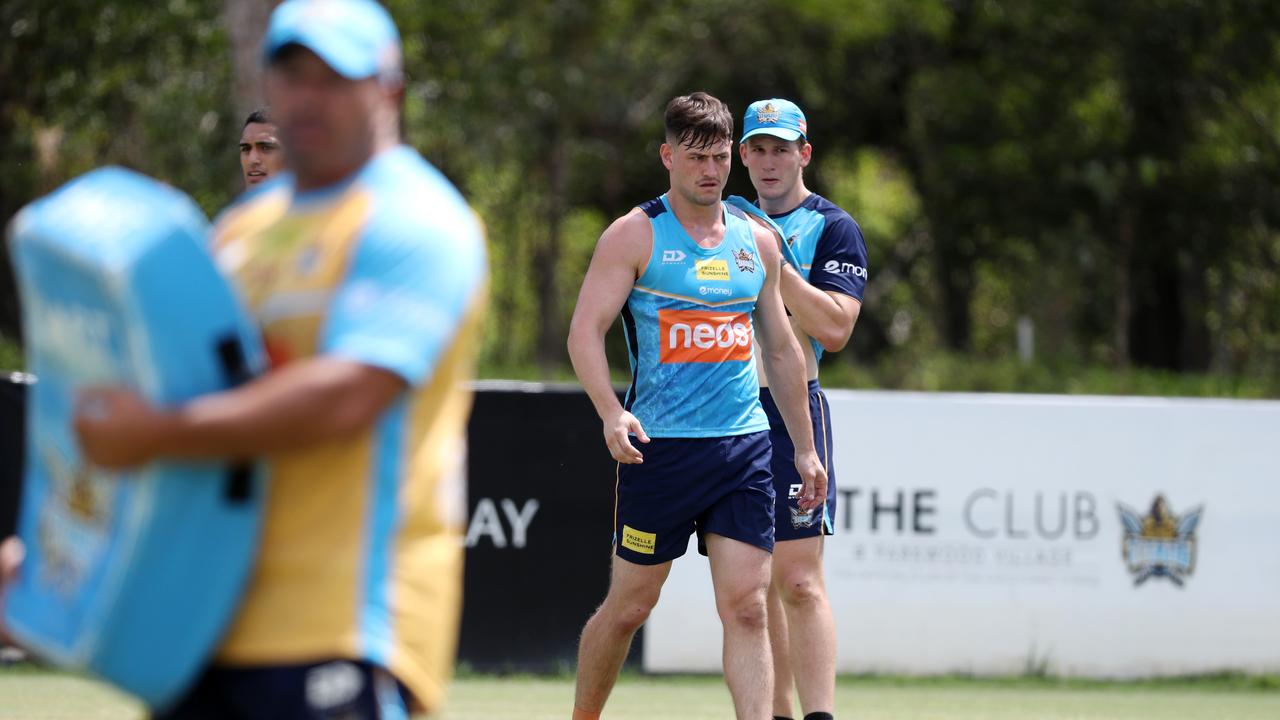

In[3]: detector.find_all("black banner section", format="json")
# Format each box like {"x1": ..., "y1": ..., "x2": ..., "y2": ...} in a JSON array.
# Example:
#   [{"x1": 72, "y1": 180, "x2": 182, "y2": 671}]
[
  {"x1": 0, "y1": 373, "x2": 30, "y2": 540},
  {"x1": 459, "y1": 382, "x2": 635, "y2": 672}
]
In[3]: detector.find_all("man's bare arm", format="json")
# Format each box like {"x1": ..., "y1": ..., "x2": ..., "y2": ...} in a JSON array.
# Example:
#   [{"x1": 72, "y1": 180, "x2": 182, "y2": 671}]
[
  {"x1": 751, "y1": 224, "x2": 828, "y2": 509},
  {"x1": 566, "y1": 209, "x2": 652, "y2": 463},
  {"x1": 75, "y1": 358, "x2": 405, "y2": 469},
  {"x1": 779, "y1": 267, "x2": 862, "y2": 352}
]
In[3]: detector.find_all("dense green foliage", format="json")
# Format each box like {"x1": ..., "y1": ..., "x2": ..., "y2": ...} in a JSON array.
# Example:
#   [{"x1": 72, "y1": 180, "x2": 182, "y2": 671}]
[{"x1": 3, "y1": 0, "x2": 1279, "y2": 395}]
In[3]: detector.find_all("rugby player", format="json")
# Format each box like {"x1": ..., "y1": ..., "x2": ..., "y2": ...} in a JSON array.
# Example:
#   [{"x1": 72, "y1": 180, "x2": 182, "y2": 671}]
[
  {"x1": 73, "y1": 1, "x2": 487, "y2": 716},
  {"x1": 567, "y1": 91, "x2": 826, "y2": 720},
  {"x1": 238, "y1": 107, "x2": 285, "y2": 188},
  {"x1": 737, "y1": 98, "x2": 868, "y2": 720}
]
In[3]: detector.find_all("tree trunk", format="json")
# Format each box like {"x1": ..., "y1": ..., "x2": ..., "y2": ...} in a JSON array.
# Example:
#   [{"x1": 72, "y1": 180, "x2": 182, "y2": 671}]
[
  {"x1": 1177, "y1": 248, "x2": 1210, "y2": 372},
  {"x1": 534, "y1": 132, "x2": 568, "y2": 373},
  {"x1": 933, "y1": 227, "x2": 973, "y2": 353},
  {"x1": 1113, "y1": 206, "x2": 1133, "y2": 369},
  {"x1": 1210, "y1": 263, "x2": 1232, "y2": 374},
  {"x1": 223, "y1": 0, "x2": 279, "y2": 119}
]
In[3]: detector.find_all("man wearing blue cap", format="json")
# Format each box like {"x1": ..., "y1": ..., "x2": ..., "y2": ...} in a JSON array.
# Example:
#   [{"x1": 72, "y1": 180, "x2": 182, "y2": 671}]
[
  {"x1": 73, "y1": 1, "x2": 487, "y2": 717},
  {"x1": 738, "y1": 98, "x2": 869, "y2": 720}
]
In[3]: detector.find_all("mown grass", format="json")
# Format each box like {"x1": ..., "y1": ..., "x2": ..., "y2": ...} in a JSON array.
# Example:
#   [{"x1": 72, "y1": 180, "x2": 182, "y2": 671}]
[{"x1": 1, "y1": 665, "x2": 1277, "y2": 720}]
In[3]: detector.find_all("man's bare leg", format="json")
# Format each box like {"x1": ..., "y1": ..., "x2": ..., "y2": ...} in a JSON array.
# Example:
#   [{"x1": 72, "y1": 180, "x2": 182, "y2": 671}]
[
  {"x1": 706, "y1": 533, "x2": 773, "y2": 720},
  {"x1": 573, "y1": 555, "x2": 672, "y2": 717},
  {"x1": 774, "y1": 537, "x2": 835, "y2": 716},
  {"x1": 768, "y1": 581, "x2": 796, "y2": 717}
]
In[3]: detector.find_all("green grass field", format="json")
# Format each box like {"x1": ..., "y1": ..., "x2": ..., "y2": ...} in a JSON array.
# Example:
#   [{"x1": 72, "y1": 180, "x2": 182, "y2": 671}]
[{"x1": 1, "y1": 668, "x2": 1278, "y2": 720}]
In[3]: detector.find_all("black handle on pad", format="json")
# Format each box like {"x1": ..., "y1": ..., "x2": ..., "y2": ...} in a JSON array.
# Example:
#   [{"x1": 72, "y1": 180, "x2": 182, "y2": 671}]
[{"x1": 216, "y1": 335, "x2": 254, "y2": 504}]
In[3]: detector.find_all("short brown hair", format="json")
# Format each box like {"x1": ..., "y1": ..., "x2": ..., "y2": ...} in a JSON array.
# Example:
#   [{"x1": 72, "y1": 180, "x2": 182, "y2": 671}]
[
  {"x1": 742, "y1": 134, "x2": 808, "y2": 152},
  {"x1": 664, "y1": 92, "x2": 733, "y2": 151}
]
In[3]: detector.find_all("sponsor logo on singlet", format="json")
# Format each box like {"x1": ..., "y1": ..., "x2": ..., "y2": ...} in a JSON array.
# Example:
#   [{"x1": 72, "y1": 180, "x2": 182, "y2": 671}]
[
  {"x1": 658, "y1": 309, "x2": 753, "y2": 363},
  {"x1": 695, "y1": 259, "x2": 731, "y2": 281}
]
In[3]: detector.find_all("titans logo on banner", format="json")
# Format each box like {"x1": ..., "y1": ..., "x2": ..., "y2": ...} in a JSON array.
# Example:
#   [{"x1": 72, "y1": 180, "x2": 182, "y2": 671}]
[{"x1": 1117, "y1": 495, "x2": 1203, "y2": 587}]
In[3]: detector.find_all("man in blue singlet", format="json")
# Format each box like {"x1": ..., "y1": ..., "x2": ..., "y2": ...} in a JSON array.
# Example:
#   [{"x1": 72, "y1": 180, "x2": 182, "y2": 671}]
[
  {"x1": 566, "y1": 92, "x2": 827, "y2": 720},
  {"x1": 738, "y1": 98, "x2": 869, "y2": 720}
]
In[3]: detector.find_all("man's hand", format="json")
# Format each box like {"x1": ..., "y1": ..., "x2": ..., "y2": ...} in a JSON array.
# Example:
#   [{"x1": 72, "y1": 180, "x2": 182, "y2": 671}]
[
  {"x1": 603, "y1": 409, "x2": 649, "y2": 464},
  {"x1": 73, "y1": 387, "x2": 172, "y2": 470},
  {"x1": 1, "y1": 536, "x2": 22, "y2": 590},
  {"x1": 1, "y1": 536, "x2": 23, "y2": 643},
  {"x1": 793, "y1": 449, "x2": 828, "y2": 511}
]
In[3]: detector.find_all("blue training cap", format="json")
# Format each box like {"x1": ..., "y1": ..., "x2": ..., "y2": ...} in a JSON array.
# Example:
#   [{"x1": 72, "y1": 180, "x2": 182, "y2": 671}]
[
  {"x1": 740, "y1": 98, "x2": 808, "y2": 143},
  {"x1": 263, "y1": 0, "x2": 402, "y2": 82}
]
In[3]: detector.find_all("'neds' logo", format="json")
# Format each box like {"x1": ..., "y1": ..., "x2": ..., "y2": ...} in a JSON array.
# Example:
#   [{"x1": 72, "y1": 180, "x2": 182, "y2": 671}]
[{"x1": 659, "y1": 309, "x2": 752, "y2": 363}]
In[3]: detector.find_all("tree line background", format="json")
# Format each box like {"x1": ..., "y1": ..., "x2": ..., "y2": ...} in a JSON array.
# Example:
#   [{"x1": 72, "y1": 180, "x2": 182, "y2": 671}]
[{"x1": 2, "y1": 0, "x2": 1279, "y2": 396}]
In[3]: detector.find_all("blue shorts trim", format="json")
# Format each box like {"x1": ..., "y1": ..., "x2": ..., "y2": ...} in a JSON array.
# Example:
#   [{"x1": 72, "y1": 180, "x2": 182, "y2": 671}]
[
  {"x1": 613, "y1": 431, "x2": 775, "y2": 564},
  {"x1": 760, "y1": 380, "x2": 837, "y2": 541}
]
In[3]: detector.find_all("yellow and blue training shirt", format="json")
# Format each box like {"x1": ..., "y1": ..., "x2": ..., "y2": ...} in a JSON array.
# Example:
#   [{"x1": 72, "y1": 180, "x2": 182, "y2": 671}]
[{"x1": 209, "y1": 145, "x2": 487, "y2": 711}]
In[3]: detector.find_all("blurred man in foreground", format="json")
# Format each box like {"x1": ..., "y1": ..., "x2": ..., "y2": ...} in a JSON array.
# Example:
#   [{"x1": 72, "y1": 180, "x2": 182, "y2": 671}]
[{"x1": 73, "y1": 0, "x2": 487, "y2": 716}]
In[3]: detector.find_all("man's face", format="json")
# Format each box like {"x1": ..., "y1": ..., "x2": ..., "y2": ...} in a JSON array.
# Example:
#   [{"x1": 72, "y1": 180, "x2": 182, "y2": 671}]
[
  {"x1": 739, "y1": 135, "x2": 811, "y2": 203},
  {"x1": 239, "y1": 122, "x2": 284, "y2": 187},
  {"x1": 264, "y1": 46, "x2": 385, "y2": 184},
  {"x1": 663, "y1": 136, "x2": 732, "y2": 208}
]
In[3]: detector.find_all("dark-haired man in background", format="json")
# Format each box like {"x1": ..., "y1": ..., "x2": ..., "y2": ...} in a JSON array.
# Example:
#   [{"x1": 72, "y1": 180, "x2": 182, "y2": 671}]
[{"x1": 238, "y1": 107, "x2": 284, "y2": 188}]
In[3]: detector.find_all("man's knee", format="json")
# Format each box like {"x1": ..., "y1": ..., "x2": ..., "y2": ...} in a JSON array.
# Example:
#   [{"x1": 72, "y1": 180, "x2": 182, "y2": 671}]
[
  {"x1": 776, "y1": 567, "x2": 826, "y2": 609},
  {"x1": 599, "y1": 589, "x2": 660, "y2": 635},
  {"x1": 608, "y1": 601, "x2": 654, "y2": 634},
  {"x1": 716, "y1": 586, "x2": 769, "y2": 631}
]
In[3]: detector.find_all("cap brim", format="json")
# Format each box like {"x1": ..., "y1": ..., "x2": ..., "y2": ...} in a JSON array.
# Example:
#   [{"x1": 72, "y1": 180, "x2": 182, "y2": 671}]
[
  {"x1": 265, "y1": 28, "x2": 377, "y2": 80},
  {"x1": 740, "y1": 127, "x2": 804, "y2": 143}
]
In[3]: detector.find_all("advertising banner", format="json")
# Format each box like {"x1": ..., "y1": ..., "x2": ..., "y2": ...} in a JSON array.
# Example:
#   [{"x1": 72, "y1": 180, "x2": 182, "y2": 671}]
[
  {"x1": 459, "y1": 382, "x2": 632, "y2": 671},
  {"x1": 645, "y1": 391, "x2": 1280, "y2": 677}
]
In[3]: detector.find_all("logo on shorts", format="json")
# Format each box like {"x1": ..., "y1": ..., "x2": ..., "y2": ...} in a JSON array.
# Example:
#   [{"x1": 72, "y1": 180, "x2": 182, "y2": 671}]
[
  {"x1": 695, "y1": 259, "x2": 730, "y2": 281},
  {"x1": 783, "y1": 481, "x2": 814, "y2": 527},
  {"x1": 621, "y1": 525, "x2": 656, "y2": 555},
  {"x1": 786, "y1": 484, "x2": 817, "y2": 529},
  {"x1": 1118, "y1": 494, "x2": 1203, "y2": 587},
  {"x1": 662, "y1": 249, "x2": 686, "y2": 264},
  {"x1": 658, "y1": 309, "x2": 753, "y2": 364},
  {"x1": 305, "y1": 661, "x2": 364, "y2": 711},
  {"x1": 733, "y1": 248, "x2": 756, "y2": 273},
  {"x1": 790, "y1": 505, "x2": 817, "y2": 529}
]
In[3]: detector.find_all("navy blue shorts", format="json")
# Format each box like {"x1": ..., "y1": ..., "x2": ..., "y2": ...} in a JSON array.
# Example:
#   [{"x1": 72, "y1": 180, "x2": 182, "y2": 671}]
[
  {"x1": 614, "y1": 430, "x2": 775, "y2": 564},
  {"x1": 760, "y1": 380, "x2": 836, "y2": 541},
  {"x1": 152, "y1": 659, "x2": 409, "y2": 720}
]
